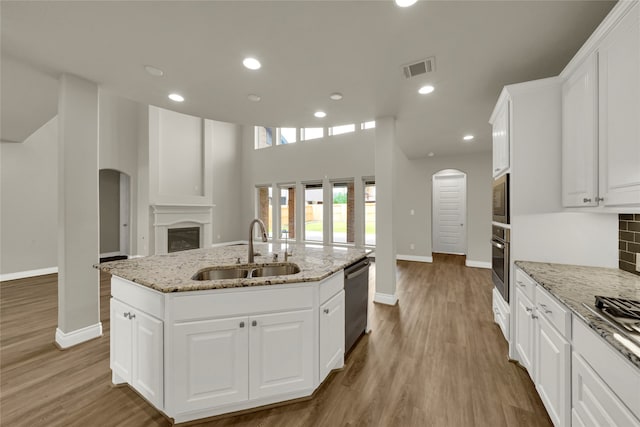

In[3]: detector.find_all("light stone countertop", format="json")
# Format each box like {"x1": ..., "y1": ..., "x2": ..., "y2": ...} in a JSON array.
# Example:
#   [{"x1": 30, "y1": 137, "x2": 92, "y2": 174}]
[
  {"x1": 515, "y1": 261, "x2": 640, "y2": 370},
  {"x1": 97, "y1": 243, "x2": 371, "y2": 293}
]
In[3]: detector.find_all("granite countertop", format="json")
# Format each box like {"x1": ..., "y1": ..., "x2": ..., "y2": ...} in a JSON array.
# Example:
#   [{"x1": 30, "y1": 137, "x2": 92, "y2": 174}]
[
  {"x1": 96, "y1": 243, "x2": 371, "y2": 293},
  {"x1": 515, "y1": 261, "x2": 640, "y2": 369}
]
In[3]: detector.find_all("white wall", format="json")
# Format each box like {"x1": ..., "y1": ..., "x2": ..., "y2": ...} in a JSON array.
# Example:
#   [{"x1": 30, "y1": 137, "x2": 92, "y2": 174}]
[
  {"x1": 395, "y1": 151, "x2": 493, "y2": 265},
  {"x1": 0, "y1": 117, "x2": 58, "y2": 275}
]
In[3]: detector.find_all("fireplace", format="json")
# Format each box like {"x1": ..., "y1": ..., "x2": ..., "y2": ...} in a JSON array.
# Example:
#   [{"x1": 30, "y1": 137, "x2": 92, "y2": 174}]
[
  {"x1": 168, "y1": 227, "x2": 200, "y2": 253},
  {"x1": 152, "y1": 205, "x2": 214, "y2": 255}
]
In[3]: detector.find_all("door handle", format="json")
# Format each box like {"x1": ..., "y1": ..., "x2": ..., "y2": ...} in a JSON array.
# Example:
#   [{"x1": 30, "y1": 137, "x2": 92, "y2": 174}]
[{"x1": 491, "y1": 241, "x2": 504, "y2": 249}]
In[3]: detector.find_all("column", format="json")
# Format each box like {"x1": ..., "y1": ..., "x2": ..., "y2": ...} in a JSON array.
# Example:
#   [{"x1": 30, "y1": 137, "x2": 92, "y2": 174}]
[{"x1": 56, "y1": 74, "x2": 102, "y2": 348}]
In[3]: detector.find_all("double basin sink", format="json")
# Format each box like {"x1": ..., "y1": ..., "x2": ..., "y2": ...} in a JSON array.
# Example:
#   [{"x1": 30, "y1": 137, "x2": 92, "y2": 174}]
[{"x1": 192, "y1": 262, "x2": 301, "y2": 281}]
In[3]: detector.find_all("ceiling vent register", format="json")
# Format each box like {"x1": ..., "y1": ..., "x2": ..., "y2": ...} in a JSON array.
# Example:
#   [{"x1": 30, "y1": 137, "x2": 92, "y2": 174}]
[{"x1": 402, "y1": 57, "x2": 435, "y2": 79}]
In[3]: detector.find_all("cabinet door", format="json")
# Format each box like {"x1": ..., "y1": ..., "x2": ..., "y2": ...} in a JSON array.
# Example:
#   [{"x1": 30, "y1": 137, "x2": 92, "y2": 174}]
[
  {"x1": 572, "y1": 352, "x2": 640, "y2": 427},
  {"x1": 514, "y1": 289, "x2": 535, "y2": 375},
  {"x1": 172, "y1": 317, "x2": 249, "y2": 413},
  {"x1": 492, "y1": 99, "x2": 510, "y2": 177},
  {"x1": 536, "y1": 314, "x2": 571, "y2": 427},
  {"x1": 319, "y1": 290, "x2": 345, "y2": 381},
  {"x1": 562, "y1": 54, "x2": 599, "y2": 207},
  {"x1": 598, "y1": 3, "x2": 640, "y2": 206},
  {"x1": 249, "y1": 310, "x2": 314, "y2": 400},
  {"x1": 110, "y1": 298, "x2": 133, "y2": 384},
  {"x1": 132, "y1": 310, "x2": 164, "y2": 409}
]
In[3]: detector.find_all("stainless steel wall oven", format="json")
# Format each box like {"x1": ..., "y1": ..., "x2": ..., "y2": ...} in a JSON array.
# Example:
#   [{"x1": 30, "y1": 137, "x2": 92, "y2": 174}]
[{"x1": 491, "y1": 225, "x2": 510, "y2": 302}]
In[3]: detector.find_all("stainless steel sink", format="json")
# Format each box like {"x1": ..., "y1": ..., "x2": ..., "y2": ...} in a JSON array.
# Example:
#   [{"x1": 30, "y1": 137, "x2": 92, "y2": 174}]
[{"x1": 192, "y1": 263, "x2": 300, "y2": 281}]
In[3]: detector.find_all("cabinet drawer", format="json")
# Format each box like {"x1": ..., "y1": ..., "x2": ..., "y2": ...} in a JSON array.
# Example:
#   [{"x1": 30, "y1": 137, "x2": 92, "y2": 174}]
[
  {"x1": 112, "y1": 276, "x2": 164, "y2": 319},
  {"x1": 515, "y1": 268, "x2": 536, "y2": 301},
  {"x1": 319, "y1": 271, "x2": 344, "y2": 305},
  {"x1": 535, "y1": 285, "x2": 571, "y2": 338},
  {"x1": 573, "y1": 317, "x2": 640, "y2": 419}
]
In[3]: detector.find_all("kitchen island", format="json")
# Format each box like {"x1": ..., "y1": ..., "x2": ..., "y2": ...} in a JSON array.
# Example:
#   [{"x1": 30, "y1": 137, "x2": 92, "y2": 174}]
[{"x1": 97, "y1": 243, "x2": 370, "y2": 424}]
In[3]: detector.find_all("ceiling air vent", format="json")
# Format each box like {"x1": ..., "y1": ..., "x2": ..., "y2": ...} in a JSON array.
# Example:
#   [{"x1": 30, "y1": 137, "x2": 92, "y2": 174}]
[{"x1": 402, "y1": 57, "x2": 435, "y2": 79}]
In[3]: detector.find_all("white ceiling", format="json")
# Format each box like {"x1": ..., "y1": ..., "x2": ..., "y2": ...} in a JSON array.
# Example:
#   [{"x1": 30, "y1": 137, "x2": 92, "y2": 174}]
[{"x1": 1, "y1": 1, "x2": 614, "y2": 158}]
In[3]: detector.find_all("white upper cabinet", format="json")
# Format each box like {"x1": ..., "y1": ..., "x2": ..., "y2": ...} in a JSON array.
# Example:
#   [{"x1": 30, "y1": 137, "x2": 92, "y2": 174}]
[
  {"x1": 598, "y1": 2, "x2": 640, "y2": 207},
  {"x1": 492, "y1": 98, "x2": 510, "y2": 178},
  {"x1": 562, "y1": 54, "x2": 599, "y2": 207}
]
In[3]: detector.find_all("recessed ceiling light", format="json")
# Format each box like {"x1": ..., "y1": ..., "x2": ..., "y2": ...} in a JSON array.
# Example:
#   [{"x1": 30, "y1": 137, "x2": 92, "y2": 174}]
[
  {"x1": 330, "y1": 92, "x2": 343, "y2": 101},
  {"x1": 419, "y1": 85, "x2": 435, "y2": 95},
  {"x1": 248, "y1": 94, "x2": 261, "y2": 102},
  {"x1": 314, "y1": 111, "x2": 327, "y2": 118},
  {"x1": 395, "y1": 0, "x2": 418, "y2": 7},
  {"x1": 168, "y1": 93, "x2": 184, "y2": 102},
  {"x1": 144, "y1": 65, "x2": 164, "y2": 77},
  {"x1": 428, "y1": 152, "x2": 435, "y2": 157},
  {"x1": 243, "y1": 57, "x2": 261, "y2": 70},
  {"x1": 463, "y1": 135, "x2": 474, "y2": 141}
]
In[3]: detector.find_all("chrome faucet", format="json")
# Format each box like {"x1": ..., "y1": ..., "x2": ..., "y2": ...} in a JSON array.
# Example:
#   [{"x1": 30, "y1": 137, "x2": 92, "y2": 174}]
[{"x1": 248, "y1": 218, "x2": 268, "y2": 263}]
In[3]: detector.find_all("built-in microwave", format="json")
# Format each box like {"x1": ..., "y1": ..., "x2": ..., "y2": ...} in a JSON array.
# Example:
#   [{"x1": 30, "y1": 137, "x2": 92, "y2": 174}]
[{"x1": 492, "y1": 173, "x2": 510, "y2": 224}]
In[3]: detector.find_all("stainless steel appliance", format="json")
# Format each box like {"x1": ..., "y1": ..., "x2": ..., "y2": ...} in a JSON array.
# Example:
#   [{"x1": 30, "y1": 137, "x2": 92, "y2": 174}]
[
  {"x1": 491, "y1": 225, "x2": 510, "y2": 302},
  {"x1": 493, "y1": 173, "x2": 510, "y2": 224},
  {"x1": 583, "y1": 296, "x2": 640, "y2": 345},
  {"x1": 344, "y1": 257, "x2": 370, "y2": 354}
]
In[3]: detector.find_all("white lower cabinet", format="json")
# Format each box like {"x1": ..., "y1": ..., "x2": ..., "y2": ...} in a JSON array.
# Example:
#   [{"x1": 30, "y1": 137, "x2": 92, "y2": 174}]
[
  {"x1": 110, "y1": 298, "x2": 164, "y2": 409},
  {"x1": 492, "y1": 287, "x2": 510, "y2": 340},
  {"x1": 319, "y1": 290, "x2": 345, "y2": 381},
  {"x1": 572, "y1": 352, "x2": 640, "y2": 427},
  {"x1": 535, "y1": 313, "x2": 571, "y2": 427},
  {"x1": 514, "y1": 288, "x2": 535, "y2": 374}
]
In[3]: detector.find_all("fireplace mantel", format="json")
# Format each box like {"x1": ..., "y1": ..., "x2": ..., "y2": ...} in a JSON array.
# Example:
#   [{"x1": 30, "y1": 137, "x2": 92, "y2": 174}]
[{"x1": 152, "y1": 204, "x2": 214, "y2": 255}]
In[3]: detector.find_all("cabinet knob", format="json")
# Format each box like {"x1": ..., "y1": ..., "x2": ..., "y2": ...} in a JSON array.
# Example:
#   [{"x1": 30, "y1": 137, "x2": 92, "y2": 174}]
[
  {"x1": 583, "y1": 198, "x2": 592, "y2": 203},
  {"x1": 239, "y1": 321, "x2": 245, "y2": 328},
  {"x1": 531, "y1": 314, "x2": 538, "y2": 320},
  {"x1": 252, "y1": 320, "x2": 257, "y2": 327},
  {"x1": 123, "y1": 312, "x2": 130, "y2": 319},
  {"x1": 323, "y1": 308, "x2": 330, "y2": 314}
]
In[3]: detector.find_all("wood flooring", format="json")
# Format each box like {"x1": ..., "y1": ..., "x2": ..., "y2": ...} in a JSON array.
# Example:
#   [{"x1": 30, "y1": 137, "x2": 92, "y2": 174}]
[{"x1": 0, "y1": 258, "x2": 552, "y2": 427}]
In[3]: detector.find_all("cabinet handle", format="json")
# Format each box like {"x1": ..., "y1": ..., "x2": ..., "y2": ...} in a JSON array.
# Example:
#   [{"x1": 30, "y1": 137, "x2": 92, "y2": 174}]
[
  {"x1": 525, "y1": 307, "x2": 532, "y2": 312},
  {"x1": 239, "y1": 321, "x2": 245, "y2": 328},
  {"x1": 123, "y1": 312, "x2": 130, "y2": 319},
  {"x1": 596, "y1": 197, "x2": 604, "y2": 202},
  {"x1": 539, "y1": 304, "x2": 552, "y2": 314},
  {"x1": 130, "y1": 313, "x2": 136, "y2": 319},
  {"x1": 517, "y1": 280, "x2": 526, "y2": 287},
  {"x1": 323, "y1": 308, "x2": 330, "y2": 314},
  {"x1": 583, "y1": 198, "x2": 592, "y2": 203},
  {"x1": 494, "y1": 168, "x2": 499, "y2": 172},
  {"x1": 531, "y1": 314, "x2": 538, "y2": 320},
  {"x1": 252, "y1": 320, "x2": 257, "y2": 327}
]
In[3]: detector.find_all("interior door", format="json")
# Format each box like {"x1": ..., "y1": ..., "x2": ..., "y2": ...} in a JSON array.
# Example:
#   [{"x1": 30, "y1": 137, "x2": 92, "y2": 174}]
[{"x1": 432, "y1": 173, "x2": 467, "y2": 254}]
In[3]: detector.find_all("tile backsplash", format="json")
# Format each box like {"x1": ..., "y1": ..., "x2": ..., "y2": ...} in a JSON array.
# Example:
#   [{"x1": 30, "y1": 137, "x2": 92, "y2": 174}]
[{"x1": 619, "y1": 214, "x2": 640, "y2": 276}]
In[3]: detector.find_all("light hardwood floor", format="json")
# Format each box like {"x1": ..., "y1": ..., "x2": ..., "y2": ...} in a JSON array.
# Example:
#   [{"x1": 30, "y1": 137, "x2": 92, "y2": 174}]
[{"x1": 1, "y1": 256, "x2": 552, "y2": 426}]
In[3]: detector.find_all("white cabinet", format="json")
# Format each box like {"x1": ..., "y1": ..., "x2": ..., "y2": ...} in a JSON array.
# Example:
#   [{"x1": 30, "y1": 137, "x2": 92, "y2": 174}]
[
  {"x1": 319, "y1": 290, "x2": 345, "y2": 381},
  {"x1": 492, "y1": 287, "x2": 510, "y2": 340},
  {"x1": 562, "y1": 54, "x2": 599, "y2": 207},
  {"x1": 173, "y1": 317, "x2": 249, "y2": 412},
  {"x1": 535, "y1": 312, "x2": 571, "y2": 427},
  {"x1": 249, "y1": 310, "x2": 314, "y2": 400},
  {"x1": 492, "y1": 97, "x2": 510, "y2": 177},
  {"x1": 598, "y1": 2, "x2": 640, "y2": 207},
  {"x1": 572, "y1": 352, "x2": 640, "y2": 427},
  {"x1": 514, "y1": 289, "x2": 535, "y2": 374},
  {"x1": 110, "y1": 298, "x2": 164, "y2": 409}
]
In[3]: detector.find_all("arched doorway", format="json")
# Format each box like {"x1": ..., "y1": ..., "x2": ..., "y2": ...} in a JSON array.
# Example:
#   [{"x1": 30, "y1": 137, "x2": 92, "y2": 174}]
[
  {"x1": 432, "y1": 169, "x2": 467, "y2": 255},
  {"x1": 99, "y1": 169, "x2": 130, "y2": 261}
]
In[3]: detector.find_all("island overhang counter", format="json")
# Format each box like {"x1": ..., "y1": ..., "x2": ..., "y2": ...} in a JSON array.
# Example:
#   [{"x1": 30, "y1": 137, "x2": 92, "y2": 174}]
[{"x1": 97, "y1": 243, "x2": 371, "y2": 424}]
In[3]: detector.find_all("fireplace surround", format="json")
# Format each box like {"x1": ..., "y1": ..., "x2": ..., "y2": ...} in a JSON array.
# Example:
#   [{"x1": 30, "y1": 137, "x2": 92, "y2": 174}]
[{"x1": 152, "y1": 205, "x2": 213, "y2": 255}]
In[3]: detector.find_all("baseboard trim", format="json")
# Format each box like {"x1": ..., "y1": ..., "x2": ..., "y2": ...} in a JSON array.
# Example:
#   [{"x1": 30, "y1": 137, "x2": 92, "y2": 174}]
[
  {"x1": 466, "y1": 260, "x2": 492, "y2": 269},
  {"x1": 374, "y1": 292, "x2": 398, "y2": 306},
  {"x1": 396, "y1": 254, "x2": 433, "y2": 263},
  {"x1": 55, "y1": 323, "x2": 103, "y2": 349},
  {"x1": 0, "y1": 266, "x2": 58, "y2": 282},
  {"x1": 211, "y1": 240, "x2": 248, "y2": 248}
]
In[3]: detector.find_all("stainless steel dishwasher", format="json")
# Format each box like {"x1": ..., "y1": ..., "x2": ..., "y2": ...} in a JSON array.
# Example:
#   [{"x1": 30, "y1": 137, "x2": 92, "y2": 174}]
[{"x1": 344, "y1": 257, "x2": 370, "y2": 354}]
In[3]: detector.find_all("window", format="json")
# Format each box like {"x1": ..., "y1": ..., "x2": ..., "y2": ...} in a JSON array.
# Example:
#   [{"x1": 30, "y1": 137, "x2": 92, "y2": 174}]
[
  {"x1": 364, "y1": 180, "x2": 376, "y2": 246},
  {"x1": 256, "y1": 186, "x2": 273, "y2": 238},
  {"x1": 329, "y1": 124, "x2": 355, "y2": 136},
  {"x1": 255, "y1": 126, "x2": 273, "y2": 149},
  {"x1": 304, "y1": 183, "x2": 323, "y2": 241},
  {"x1": 279, "y1": 185, "x2": 296, "y2": 240},
  {"x1": 332, "y1": 182, "x2": 354, "y2": 244},
  {"x1": 301, "y1": 127, "x2": 324, "y2": 141},
  {"x1": 361, "y1": 121, "x2": 376, "y2": 130},
  {"x1": 277, "y1": 128, "x2": 297, "y2": 145}
]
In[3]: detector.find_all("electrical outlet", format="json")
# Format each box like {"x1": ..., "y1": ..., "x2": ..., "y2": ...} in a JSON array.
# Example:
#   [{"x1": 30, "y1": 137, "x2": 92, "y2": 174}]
[
  {"x1": 636, "y1": 254, "x2": 640, "y2": 272},
  {"x1": 410, "y1": 243, "x2": 415, "y2": 250}
]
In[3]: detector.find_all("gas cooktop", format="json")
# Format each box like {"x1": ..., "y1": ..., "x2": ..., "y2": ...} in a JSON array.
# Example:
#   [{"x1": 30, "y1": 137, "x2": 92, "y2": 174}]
[{"x1": 591, "y1": 296, "x2": 640, "y2": 342}]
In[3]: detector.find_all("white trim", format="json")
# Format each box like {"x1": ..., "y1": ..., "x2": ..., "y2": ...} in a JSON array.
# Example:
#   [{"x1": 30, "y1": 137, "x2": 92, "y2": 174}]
[
  {"x1": 55, "y1": 323, "x2": 103, "y2": 349},
  {"x1": 396, "y1": 254, "x2": 433, "y2": 263},
  {"x1": 100, "y1": 251, "x2": 123, "y2": 258},
  {"x1": 373, "y1": 292, "x2": 398, "y2": 306},
  {"x1": 0, "y1": 267, "x2": 58, "y2": 282},
  {"x1": 210, "y1": 240, "x2": 248, "y2": 248},
  {"x1": 466, "y1": 260, "x2": 492, "y2": 269},
  {"x1": 129, "y1": 255, "x2": 144, "y2": 259}
]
